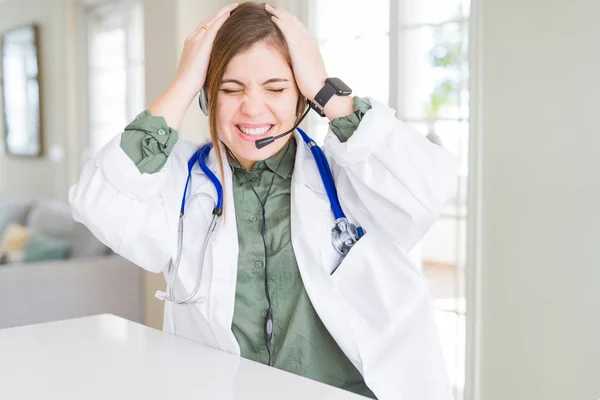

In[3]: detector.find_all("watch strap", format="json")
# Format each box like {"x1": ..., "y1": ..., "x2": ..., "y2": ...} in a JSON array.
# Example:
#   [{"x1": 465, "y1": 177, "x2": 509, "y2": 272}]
[{"x1": 309, "y1": 82, "x2": 337, "y2": 117}]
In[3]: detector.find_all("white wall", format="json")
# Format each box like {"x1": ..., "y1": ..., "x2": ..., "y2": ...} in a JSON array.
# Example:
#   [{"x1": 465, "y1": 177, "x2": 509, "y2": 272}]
[
  {"x1": 476, "y1": 0, "x2": 600, "y2": 399},
  {"x1": 0, "y1": 0, "x2": 76, "y2": 201}
]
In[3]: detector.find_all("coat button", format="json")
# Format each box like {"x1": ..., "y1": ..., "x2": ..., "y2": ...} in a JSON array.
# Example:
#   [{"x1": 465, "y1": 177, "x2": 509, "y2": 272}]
[
  {"x1": 249, "y1": 215, "x2": 258, "y2": 222},
  {"x1": 254, "y1": 260, "x2": 263, "y2": 269},
  {"x1": 157, "y1": 128, "x2": 166, "y2": 136},
  {"x1": 247, "y1": 173, "x2": 259, "y2": 182},
  {"x1": 261, "y1": 310, "x2": 267, "y2": 318}
]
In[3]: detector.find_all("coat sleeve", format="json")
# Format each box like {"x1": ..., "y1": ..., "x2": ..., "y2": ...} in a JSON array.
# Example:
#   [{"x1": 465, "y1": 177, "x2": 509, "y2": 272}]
[
  {"x1": 323, "y1": 97, "x2": 458, "y2": 253},
  {"x1": 68, "y1": 134, "x2": 195, "y2": 273}
]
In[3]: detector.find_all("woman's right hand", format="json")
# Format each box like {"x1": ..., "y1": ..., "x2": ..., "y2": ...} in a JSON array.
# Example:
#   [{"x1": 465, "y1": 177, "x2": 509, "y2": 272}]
[
  {"x1": 149, "y1": 3, "x2": 238, "y2": 130},
  {"x1": 174, "y1": 3, "x2": 238, "y2": 96}
]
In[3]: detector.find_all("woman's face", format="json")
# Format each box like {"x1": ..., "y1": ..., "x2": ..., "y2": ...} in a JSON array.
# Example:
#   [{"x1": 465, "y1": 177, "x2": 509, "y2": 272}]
[{"x1": 216, "y1": 41, "x2": 300, "y2": 168}]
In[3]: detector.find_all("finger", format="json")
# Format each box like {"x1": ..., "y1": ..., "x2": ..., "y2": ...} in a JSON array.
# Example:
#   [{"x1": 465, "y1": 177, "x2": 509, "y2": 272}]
[
  {"x1": 265, "y1": 4, "x2": 285, "y2": 19},
  {"x1": 271, "y1": 14, "x2": 303, "y2": 41},
  {"x1": 191, "y1": 20, "x2": 210, "y2": 38},
  {"x1": 204, "y1": 9, "x2": 233, "y2": 40},
  {"x1": 270, "y1": 15, "x2": 287, "y2": 35},
  {"x1": 192, "y1": 3, "x2": 238, "y2": 37},
  {"x1": 190, "y1": 23, "x2": 208, "y2": 39},
  {"x1": 265, "y1": 4, "x2": 296, "y2": 24},
  {"x1": 266, "y1": 3, "x2": 304, "y2": 32},
  {"x1": 205, "y1": 3, "x2": 238, "y2": 28}
]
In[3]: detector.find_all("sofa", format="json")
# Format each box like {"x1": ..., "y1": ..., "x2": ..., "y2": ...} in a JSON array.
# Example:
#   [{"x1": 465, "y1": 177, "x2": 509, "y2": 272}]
[{"x1": 0, "y1": 194, "x2": 143, "y2": 329}]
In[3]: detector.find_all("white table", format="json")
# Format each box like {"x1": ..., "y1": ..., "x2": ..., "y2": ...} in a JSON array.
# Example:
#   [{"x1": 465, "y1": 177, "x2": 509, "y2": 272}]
[{"x1": 0, "y1": 314, "x2": 368, "y2": 400}]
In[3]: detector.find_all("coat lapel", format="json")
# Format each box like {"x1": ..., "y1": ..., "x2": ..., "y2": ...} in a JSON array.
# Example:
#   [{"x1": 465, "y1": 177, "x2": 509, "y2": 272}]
[{"x1": 290, "y1": 131, "x2": 363, "y2": 369}]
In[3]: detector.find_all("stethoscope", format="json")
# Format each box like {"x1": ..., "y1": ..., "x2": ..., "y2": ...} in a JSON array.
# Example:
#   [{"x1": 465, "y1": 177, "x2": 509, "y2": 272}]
[
  {"x1": 154, "y1": 97, "x2": 365, "y2": 362},
  {"x1": 155, "y1": 126, "x2": 365, "y2": 305}
]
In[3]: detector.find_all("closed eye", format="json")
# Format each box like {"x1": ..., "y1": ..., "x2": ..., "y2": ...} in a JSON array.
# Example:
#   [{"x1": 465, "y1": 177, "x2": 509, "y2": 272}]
[{"x1": 220, "y1": 88, "x2": 286, "y2": 94}]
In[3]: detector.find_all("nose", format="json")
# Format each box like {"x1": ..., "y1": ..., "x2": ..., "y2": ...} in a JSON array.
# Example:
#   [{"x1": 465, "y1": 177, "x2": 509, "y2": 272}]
[{"x1": 240, "y1": 91, "x2": 267, "y2": 118}]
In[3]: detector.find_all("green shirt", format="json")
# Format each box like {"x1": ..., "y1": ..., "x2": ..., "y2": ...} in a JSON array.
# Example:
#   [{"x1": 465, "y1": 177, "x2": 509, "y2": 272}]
[{"x1": 120, "y1": 97, "x2": 375, "y2": 399}]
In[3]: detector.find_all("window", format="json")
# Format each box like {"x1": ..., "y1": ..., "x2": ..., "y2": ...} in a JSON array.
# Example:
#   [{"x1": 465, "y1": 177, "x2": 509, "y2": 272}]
[
  {"x1": 306, "y1": 0, "x2": 390, "y2": 143},
  {"x1": 396, "y1": 2, "x2": 470, "y2": 398},
  {"x1": 308, "y1": 1, "x2": 470, "y2": 398},
  {"x1": 85, "y1": 0, "x2": 144, "y2": 157}
]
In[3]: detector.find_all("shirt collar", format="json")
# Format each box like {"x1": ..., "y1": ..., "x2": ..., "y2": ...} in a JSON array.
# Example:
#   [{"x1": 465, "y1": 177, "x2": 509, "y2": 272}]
[{"x1": 227, "y1": 137, "x2": 296, "y2": 179}]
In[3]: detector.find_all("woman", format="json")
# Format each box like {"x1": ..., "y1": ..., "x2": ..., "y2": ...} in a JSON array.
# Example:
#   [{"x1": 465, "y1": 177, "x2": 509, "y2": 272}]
[{"x1": 69, "y1": 3, "x2": 457, "y2": 399}]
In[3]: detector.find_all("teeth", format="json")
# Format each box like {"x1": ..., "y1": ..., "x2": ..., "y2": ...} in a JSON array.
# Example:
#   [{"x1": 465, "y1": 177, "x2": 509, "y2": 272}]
[{"x1": 238, "y1": 125, "x2": 272, "y2": 136}]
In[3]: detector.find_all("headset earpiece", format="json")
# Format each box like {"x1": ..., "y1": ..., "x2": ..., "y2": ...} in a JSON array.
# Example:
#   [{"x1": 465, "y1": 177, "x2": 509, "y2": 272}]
[{"x1": 198, "y1": 87, "x2": 209, "y2": 116}]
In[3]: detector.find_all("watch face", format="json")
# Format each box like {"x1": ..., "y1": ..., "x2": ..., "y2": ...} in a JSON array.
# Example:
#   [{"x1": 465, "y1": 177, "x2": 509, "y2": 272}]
[{"x1": 326, "y1": 77, "x2": 352, "y2": 95}]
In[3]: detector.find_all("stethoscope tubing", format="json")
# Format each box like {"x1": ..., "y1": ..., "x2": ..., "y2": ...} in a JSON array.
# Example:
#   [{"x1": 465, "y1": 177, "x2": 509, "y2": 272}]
[{"x1": 158, "y1": 129, "x2": 363, "y2": 306}]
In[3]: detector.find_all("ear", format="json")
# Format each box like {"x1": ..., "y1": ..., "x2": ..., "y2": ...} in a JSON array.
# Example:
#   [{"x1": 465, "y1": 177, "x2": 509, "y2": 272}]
[{"x1": 295, "y1": 96, "x2": 308, "y2": 124}]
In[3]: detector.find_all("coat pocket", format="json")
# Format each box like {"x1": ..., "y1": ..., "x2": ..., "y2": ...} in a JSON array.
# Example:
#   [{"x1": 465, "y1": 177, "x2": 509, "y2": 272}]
[{"x1": 330, "y1": 232, "x2": 429, "y2": 334}]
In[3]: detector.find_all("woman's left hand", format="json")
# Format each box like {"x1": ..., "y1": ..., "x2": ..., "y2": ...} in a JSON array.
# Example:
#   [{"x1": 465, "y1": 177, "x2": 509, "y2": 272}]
[{"x1": 265, "y1": 4, "x2": 328, "y2": 102}]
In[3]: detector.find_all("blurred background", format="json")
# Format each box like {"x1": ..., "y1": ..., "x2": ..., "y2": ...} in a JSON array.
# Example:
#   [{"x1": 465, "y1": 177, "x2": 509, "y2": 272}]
[{"x1": 0, "y1": 1, "x2": 598, "y2": 400}]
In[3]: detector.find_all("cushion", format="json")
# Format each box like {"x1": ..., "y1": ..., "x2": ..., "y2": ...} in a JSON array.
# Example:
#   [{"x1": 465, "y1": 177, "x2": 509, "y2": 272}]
[
  {"x1": 5, "y1": 250, "x2": 25, "y2": 264},
  {"x1": 0, "y1": 223, "x2": 34, "y2": 253},
  {"x1": 26, "y1": 200, "x2": 109, "y2": 258},
  {"x1": 23, "y1": 233, "x2": 71, "y2": 262},
  {"x1": 0, "y1": 195, "x2": 34, "y2": 236}
]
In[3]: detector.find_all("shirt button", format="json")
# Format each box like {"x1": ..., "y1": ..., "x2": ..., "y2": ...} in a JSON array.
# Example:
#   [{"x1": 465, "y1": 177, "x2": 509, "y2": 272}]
[
  {"x1": 249, "y1": 215, "x2": 258, "y2": 222},
  {"x1": 261, "y1": 310, "x2": 267, "y2": 318},
  {"x1": 257, "y1": 162, "x2": 265, "y2": 169},
  {"x1": 254, "y1": 260, "x2": 263, "y2": 269},
  {"x1": 157, "y1": 128, "x2": 166, "y2": 136}
]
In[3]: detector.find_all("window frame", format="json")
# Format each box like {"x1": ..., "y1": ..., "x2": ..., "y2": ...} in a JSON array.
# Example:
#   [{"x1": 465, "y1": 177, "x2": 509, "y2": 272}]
[{"x1": 77, "y1": 0, "x2": 144, "y2": 166}]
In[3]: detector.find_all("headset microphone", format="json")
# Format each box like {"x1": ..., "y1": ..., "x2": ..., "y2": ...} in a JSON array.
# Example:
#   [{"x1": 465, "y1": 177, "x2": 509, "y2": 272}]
[{"x1": 254, "y1": 101, "x2": 312, "y2": 149}]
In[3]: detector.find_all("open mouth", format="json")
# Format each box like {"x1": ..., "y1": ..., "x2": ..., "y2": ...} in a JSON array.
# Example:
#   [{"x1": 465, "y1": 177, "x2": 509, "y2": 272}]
[{"x1": 235, "y1": 124, "x2": 274, "y2": 141}]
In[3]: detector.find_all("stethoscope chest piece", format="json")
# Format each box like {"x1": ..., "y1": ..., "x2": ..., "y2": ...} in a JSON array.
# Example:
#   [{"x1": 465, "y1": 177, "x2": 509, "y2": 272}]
[{"x1": 331, "y1": 217, "x2": 362, "y2": 256}]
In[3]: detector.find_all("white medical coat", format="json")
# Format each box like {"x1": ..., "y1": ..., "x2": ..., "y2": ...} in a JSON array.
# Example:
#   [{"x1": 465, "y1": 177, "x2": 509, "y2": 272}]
[{"x1": 69, "y1": 97, "x2": 458, "y2": 400}]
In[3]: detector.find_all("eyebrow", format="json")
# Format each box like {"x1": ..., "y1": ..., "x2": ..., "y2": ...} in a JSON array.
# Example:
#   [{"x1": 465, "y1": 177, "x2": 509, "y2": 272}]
[{"x1": 220, "y1": 78, "x2": 289, "y2": 86}]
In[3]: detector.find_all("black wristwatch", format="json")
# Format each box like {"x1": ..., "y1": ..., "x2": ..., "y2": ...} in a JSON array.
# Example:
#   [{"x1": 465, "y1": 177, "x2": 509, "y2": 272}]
[{"x1": 309, "y1": 77, "x2": 352, "y2": 117}]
